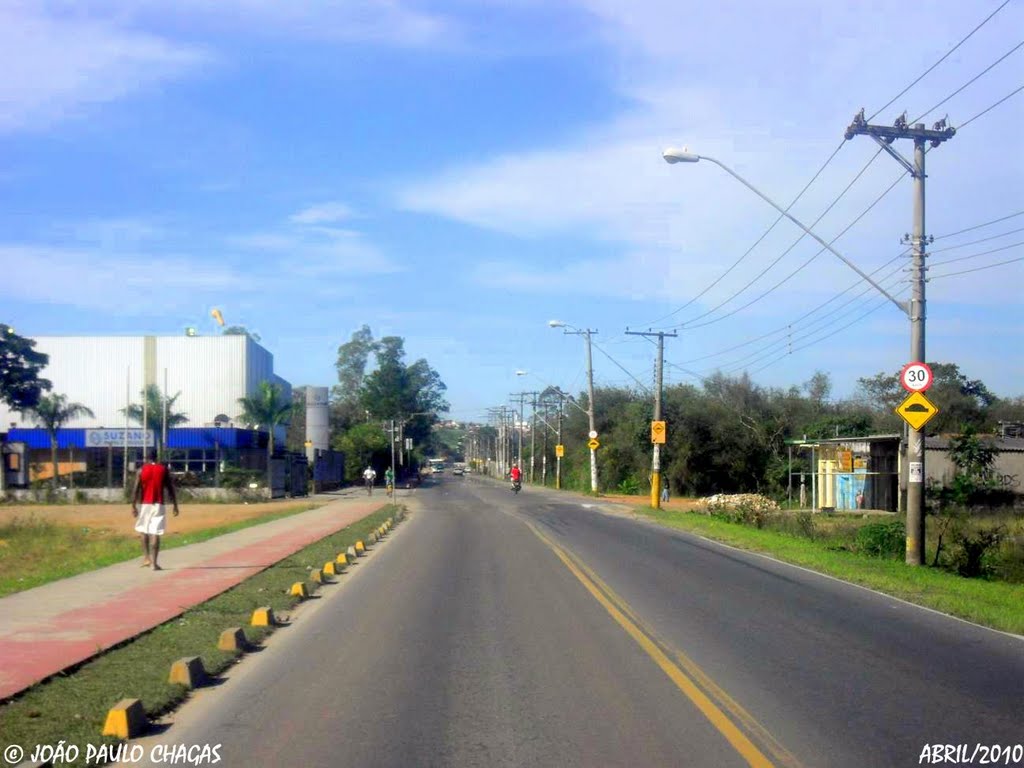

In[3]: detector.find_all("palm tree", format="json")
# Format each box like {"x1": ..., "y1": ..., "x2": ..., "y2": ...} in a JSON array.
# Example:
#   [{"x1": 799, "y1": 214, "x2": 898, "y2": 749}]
[
  {"x1": 237, "y1": 381, "x2": 296, "y2": 485},
  {"x1": 121, "y1": 385, "x2": 189, "y2": 455},
  {"x1": 30, "y1": 394, "x2": 95, "y2": 491}
]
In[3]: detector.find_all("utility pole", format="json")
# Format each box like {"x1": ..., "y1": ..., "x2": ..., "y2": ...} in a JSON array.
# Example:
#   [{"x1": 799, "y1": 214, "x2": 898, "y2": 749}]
[
  {"x1": 626, "y1": 329, "x2": 677, "y2": 509},
  {"x1": 556, "y1": 393, "x2": 563, "y2": 490},
  {"x1": 845, "y1": 109, "x2": 955, "y2": 566},
  {"x1": 561, "y1": 328, "x2": 599, "y2": 493},
  {"x1": 511, "y1": 392, "x2": 531, "y2": 476},
  {"x1": 529, "y1": 393, "x2": 538, "y2": 484}
]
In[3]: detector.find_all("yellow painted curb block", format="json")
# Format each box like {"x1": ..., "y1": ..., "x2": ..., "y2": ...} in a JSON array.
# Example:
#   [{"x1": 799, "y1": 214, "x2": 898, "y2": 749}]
[
  {"x1": 168, "y1": 656, "x2": 207, "y2": 689},
  {"x1": 251, "y1": 606, "x2": 276, "y2": 627},
  {"x1": 310, "y1": 568, "x2": 327, "y2": 584},
  {"x1": 101, "y1": 697, "x2": 147, "y2": 738},
  {"x1": 290, "y1": 582, "x2": 309, "y2": 598},
  {"x1": 354, "y1": 541, "x2": 365, "y2": 555},
  {"x1": 218, "y1": 627, "x2": 247, "y2": 652},
  {"x1": 379, "y1": 525, "x2": 387, "y2": 536},
  {"x1": 336, "y1": 552, "x2": 350, "y2": 567},
  {"x1": 346, "y1": 545, "x2": 358, "y2": 560},
  {"x1": 323, "y1": 561, "x2": 338, "y2": 577}
]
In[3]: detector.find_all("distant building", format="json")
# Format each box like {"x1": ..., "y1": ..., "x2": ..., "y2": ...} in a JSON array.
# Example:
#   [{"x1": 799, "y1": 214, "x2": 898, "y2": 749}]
[
  {"x1": 0, "y1": 334, "x2": 292, "y2": 488},
  {"x1": 0, "y1": 334, "x2": 291, "y2": 432}
]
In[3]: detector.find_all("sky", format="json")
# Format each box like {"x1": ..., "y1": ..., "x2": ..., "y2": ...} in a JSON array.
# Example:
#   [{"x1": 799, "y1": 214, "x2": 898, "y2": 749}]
[{"x1": 2, "y1": 0, "x2": 1022, "y2": 423}]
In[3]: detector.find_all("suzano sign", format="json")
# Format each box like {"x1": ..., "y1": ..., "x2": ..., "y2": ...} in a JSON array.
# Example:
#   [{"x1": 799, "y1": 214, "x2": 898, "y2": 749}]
[{"x1": 85, "y1": 429, "x2": 155, "y2": 448}]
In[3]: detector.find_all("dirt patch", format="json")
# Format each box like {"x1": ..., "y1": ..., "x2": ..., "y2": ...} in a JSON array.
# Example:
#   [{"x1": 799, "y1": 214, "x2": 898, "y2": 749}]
[
  {"x1": 0, "y1": 499, "x2": 323, "y2": 536},
  {"x1": 599, "y1": 493, "x2": 704, "y2": 513}
]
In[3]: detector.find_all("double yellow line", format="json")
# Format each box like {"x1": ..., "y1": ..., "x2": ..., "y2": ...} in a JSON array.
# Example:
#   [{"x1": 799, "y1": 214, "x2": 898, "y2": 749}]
[{"x1": 526, "y1": 521, "x2": 802, "y2": 768}]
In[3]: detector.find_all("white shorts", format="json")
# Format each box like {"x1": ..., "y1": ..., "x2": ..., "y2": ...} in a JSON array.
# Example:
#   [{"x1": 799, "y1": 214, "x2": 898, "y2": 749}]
[{"x1": 135, "y1": 503, "x2": 167, "y2": 535}]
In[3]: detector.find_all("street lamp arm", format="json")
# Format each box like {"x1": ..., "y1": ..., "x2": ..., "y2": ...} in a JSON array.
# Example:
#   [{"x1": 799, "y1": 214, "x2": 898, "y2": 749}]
[{"x1": 671, "y1": 152, "x2": 909, "y2": 317}]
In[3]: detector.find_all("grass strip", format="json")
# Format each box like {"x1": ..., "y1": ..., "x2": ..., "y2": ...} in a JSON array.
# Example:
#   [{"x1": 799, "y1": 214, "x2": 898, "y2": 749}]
[
  {"x1": 636, "y1": 506, "x2": 1024, "y2": 636},
  {"x1": 0, "y1": 504, "x2": 399, "y2": 764},
  {"x1": 0, "y1": 502, "x2": 324, "y2": 597}
]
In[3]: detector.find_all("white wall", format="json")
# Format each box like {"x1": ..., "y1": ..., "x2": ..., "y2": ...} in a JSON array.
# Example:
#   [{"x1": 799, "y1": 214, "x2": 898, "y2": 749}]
[{"x1": 0, "y1": 335, "x2": 292, "y2": 431}]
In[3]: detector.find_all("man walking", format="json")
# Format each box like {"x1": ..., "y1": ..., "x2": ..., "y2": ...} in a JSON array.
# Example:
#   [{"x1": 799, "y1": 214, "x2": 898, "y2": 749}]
[{"x1": 131, "y1": 449, "x2": 179, "y2": 570}]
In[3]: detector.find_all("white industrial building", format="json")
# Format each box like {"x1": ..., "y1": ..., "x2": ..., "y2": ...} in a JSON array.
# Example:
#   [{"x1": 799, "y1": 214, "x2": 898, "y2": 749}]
[{"x1": 0, "y1": 335, "x2": 291, "y2": 437}]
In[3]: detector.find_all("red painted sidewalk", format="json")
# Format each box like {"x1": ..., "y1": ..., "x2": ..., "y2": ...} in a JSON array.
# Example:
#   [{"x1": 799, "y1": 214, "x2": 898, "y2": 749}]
[{"x1": 0, "y1": 494, "x2": 386, "y2": 700}]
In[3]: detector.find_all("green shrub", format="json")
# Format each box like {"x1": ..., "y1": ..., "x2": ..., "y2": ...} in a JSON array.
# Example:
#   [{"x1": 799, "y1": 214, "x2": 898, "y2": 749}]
[
  {"x1": 949, "y1": 526, "x2": 1005, "y2": 578},
  {"x1": 855, "y1": 520, "x2": 905, "y2": 558},
  {"x1": 617, "y1": 476, "x2": 642, "y2": 495}
]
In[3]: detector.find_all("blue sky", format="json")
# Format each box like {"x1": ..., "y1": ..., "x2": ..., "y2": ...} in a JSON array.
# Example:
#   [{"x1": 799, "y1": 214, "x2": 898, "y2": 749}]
[{"x1": 2, "y1": 0, "x2": 1022, "y2": 422}]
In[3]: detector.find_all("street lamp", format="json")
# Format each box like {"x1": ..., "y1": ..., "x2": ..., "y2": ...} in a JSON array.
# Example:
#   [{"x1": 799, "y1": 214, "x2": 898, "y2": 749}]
[
  {"x1": 664, "y1": 145, "x2": 926, "y2": 564},
  {"x1": 549, "y1": 321, "x2": 599, "y2": 494}
]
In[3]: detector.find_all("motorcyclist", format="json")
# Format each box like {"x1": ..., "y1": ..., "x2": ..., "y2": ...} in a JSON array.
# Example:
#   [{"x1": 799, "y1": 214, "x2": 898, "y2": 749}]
[{"x1": 510, "y1": 463, "x2": 523, "y2": 489}]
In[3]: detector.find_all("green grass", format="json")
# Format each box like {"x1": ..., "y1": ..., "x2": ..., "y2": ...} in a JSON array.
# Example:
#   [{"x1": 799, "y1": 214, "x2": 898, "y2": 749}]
[
  {"x1": 637, "y1": 506, "x2": 1024, "y2": 635},
  {"x1": 0, "y1": 504, "x2": 400, "y2": 765},
  {"x1": 0, "y1": 503, "x2": 324, "y2": 597}
]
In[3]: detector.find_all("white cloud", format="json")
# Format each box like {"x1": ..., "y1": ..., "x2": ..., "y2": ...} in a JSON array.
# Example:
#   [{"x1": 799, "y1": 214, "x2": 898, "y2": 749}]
[
  {"x1": 227, "y1": 205, "x2": 397, "y2": 275},
  {"x1": 89, "y1": 0, "x2": 457, "y2": 48},
  {"x1": 289, "y1": 202, "x2": 356, "y2": 225},
  {"x1": 0, "y1": 3, "x2": 209, "y2": 133},
  {"x1": 0, "y1": 245, "x2": 242, "y2": 312}
]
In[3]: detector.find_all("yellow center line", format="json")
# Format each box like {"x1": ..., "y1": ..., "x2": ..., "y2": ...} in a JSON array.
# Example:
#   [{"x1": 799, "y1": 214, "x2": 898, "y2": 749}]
[{"x1": 526, "y1": 520, "x2": 797, "y2": 768}]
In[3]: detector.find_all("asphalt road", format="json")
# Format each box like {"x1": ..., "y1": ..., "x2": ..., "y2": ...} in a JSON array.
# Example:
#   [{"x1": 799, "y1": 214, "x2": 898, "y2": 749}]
[{"x1": 130, "y1": 476, "x2": 1024, "y2": 768}]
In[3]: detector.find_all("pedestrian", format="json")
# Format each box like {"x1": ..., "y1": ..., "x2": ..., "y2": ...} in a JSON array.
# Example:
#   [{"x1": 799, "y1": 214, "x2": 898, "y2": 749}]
[
  {"x1": 131, "y1": 448, "x2": 179, "y2": 570},
  {"x1": 661, "y1": 477, "x2": 670, "y2": 503},
  {"x1": 363, "y1": 465, "x2": 377, "y2": 495},
  {"x1": 384, "y1": 466, "x2": 395, "y2": 497}
]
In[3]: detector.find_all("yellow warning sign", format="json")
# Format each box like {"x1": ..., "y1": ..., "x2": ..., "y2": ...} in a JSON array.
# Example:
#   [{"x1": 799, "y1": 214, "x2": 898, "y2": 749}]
[
  {"x1": 895, "y1": 391, "x2": 939, "y2": 431},
  {"x1": 555, "y1": 444, "x2": 565, "y2": 458},
  {"x1": 587, "y1": 438, "x2": 600, "y2": 451},
  {"x1": 651, "y1": 420, "x2": 667, "y2": 444}
]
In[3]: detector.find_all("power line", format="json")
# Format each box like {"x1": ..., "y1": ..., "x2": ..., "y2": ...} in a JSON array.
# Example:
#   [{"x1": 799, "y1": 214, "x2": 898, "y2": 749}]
[
  {"x1": 928, "y1": 239, "x2": 1024, "y2": 267},
  {"x1": 930, "y1": 255, "x2": 1024, "y2": 279},
  {"x1": 931, "y1": 210, "x2": 1024, "y2": 240},
  {"x1": 868, "y1": 0, "x2": 1012, "y2": 120},
  {"x1": 959, "y1": 83, "x2": 1024, "y2": 129},
  {"x1": 641, "y1": 141, "x2": 848, "y2": 328},
  {"x1": 748, "y1": 291, "x2": 908, "y2": 376},
  {"x1": 591, "y1": 340, "x2": 653, "y2": 394},
  {"x1": 912, "y1": 39, "x2": 1024, "y2": 123},
  {"x1": 677, "y1": 166, "x2": 908, "y2": 331},
  {"x1": 714, "y1": 263, "x2": 908, "y2": 374},
  {"x1": 927, "y1": 227, "x2": 1024, "y2": 254},
  {"x1": 716, "y1": 268, "x2": 908, "y2": 375},
  {"x1": 669, "y1": 148, "x2": 884, "y2": 329}
]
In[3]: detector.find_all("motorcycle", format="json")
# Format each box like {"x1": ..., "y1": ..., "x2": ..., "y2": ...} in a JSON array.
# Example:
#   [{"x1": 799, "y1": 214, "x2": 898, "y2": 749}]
[{"x1": 511, "y1": 478, "x2": 522, "y2": 494}]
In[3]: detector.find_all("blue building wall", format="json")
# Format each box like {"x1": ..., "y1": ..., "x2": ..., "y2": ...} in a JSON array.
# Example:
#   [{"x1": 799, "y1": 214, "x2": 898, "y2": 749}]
[{"x1": 7, "y1": 427, "x2": 268, "y2": 450}]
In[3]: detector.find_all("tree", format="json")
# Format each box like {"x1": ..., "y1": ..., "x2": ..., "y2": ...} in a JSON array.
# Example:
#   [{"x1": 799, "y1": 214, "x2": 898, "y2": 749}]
[
  {"x1": 223, "y1": 326, "x2": 261, "y2": 342},
  {"x1": 122, "y1": 385, "x2": 189, "y2": 453},
  {"x1": 331, "y1": 325, "x2": 376, "y2": 434},
  {"x1": 360, "y1": 336, "x2": 449, "y2": 452},
  {"x1": 0, "y1": 324, "x2": 51, "y2": 412},
  {"x1": 29, "y1": 394, "x2": 94, "y2": 491},
  {"x1": 285, "y1": 386, "x2": 307, "y2": 453},
  {"x1": 333, "y1": 422, "x2": 389, "y2": 483},
  {"x1": 237, "y1": 381, "x2": 296, "y2": 484}
]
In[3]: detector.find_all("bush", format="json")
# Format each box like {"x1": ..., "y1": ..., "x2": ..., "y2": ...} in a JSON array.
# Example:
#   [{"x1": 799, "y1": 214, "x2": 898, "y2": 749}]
[
  {"x1": 855, "y1": 520, "x2": 905, "y2": 558},
  {"x1": 617, "y1": 476, "x2": 642, "y2": 495},
  {"x1": 219, "y1": 468, "x2": 264, "y2": 490},
  {"x1": 949, "y1": 526, "x2": 1005, "y2": 578}
]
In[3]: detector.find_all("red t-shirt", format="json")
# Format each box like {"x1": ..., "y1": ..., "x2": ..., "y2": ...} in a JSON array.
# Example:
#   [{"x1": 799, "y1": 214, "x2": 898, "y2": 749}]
[
  {"x1": 510, "y1": 467, "x2": 522, "y2": 481},
  {"x1": 139, "y1": 462, "x2": 168, "y2": 504}
]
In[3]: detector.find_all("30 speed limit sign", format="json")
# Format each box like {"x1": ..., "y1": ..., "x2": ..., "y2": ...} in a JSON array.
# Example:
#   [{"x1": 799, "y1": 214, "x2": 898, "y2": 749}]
[{"x1": 900, "y1": 362, "x2": 933, "y2": 393}]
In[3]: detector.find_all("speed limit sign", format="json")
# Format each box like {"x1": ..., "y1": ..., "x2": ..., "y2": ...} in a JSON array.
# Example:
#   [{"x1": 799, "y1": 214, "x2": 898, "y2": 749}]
[{"x1": 900, "y1": 362, "x2": 933, "y2": 393}]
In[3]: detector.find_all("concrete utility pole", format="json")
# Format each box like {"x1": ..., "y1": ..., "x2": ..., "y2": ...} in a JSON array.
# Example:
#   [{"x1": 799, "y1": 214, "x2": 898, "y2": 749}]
[
  {"x1": 626, "y1": 329, "x2": 677, "y2": 509},
  {"x1": 558, "y1": 328, "x2": 599, "y2": 493},
  {"x1": 511, "y1": 392, "x2": 531, "y2": 477},
  {"x1": 845, "y1": 109, "x2": 955, "y2": 566}
]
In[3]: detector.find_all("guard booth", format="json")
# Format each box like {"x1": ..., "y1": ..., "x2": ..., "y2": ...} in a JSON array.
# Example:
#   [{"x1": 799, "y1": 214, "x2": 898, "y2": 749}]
[{"x1": 786, "y1": 435, "x2": 900, "y2": 513}]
